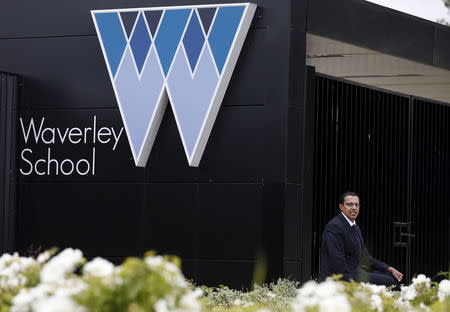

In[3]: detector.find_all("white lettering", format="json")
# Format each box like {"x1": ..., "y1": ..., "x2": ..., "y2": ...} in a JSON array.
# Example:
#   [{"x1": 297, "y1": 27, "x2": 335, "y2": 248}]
[
  {"x1": 111, "y1": 127, "x2": 124, "y2": 151},
  {"x1": 60, "y1": 159, "x2": 74, "y2": 175},
  {"x1": 35, "y1": 158, "x2": 46, "y2": 176},
  {"x1": 93, "y1": 115, "x2": 97, "y2": 144},
  {"x1": 97, "y1": 127, "x2": 111, "y2": 144},
  {"x1": 76, "y1": 159, "x2": 90, "y2": 175},
  {"x1": 92, "y1": 147, "x2": 95, "y2": 175},
  {"x1": 19, "y1": 149, "x2": 33, "y2": 175},
  {"x1": 56, "y1": 128, "x2": 69, "y2": 144},
  {"x1": 19, "y1": 116, "x2": 118, "y2": 177},
  {"x1": 41, "y1": 127, "x2": 55, "y2": 144},
  {"x1": 47, "y1": 149, "x2": 59, "y2": 175},
  {"x1": 68, "y1": 128, "x2": 82, "y2": 144},
  {"x1": 20, "y1": 117, "x2": 44, "y2": 144},
  {"x1": 84, "y1": 127, "x2": 92, "y2": 144}
]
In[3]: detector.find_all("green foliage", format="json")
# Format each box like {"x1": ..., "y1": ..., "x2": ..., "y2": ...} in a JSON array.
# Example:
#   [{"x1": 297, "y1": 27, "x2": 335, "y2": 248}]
[
  {"x1": 201, "y1": 278, "x2": 299, "y2": 312},
  {"x1": 430, "y1": 296, "x2": 450, "y2": 312},
  {"x1": 75, "y1": 255, "x2": 192, "y2": 312}
]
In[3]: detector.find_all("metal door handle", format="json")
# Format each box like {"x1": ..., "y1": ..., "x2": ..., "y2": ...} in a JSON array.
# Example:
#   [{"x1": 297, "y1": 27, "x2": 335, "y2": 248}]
[{"x1": 393, "y1": 221, "x2": 414, "y2": 247}]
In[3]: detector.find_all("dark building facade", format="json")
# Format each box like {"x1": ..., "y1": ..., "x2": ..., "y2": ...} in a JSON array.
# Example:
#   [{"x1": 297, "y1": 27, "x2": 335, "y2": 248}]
[{"x1": 0, "y1": 0, "x2": 449, "y2": 288}]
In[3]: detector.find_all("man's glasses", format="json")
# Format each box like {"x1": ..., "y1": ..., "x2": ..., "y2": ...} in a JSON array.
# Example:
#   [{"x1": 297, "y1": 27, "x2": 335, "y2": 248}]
[{"x1": 344, "y1": 202, "x2": 360, "y2": 208}]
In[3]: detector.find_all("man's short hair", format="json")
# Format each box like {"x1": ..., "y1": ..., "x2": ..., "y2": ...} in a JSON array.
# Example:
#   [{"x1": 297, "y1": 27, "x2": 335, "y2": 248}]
[{"x1": 339, "y1": 191, "x2": 359, "y2": 204}]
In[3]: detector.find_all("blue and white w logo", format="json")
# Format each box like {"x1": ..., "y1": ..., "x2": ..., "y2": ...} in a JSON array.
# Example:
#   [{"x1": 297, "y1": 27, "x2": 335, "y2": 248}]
[{"x1": 91, "y1": 3, "x2": 256, "y2": 167}]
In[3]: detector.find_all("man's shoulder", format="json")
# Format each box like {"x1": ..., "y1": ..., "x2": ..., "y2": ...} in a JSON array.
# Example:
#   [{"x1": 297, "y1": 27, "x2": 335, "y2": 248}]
[{"x1": 324, "y1": 214, "x2": 345, "y2": 230}]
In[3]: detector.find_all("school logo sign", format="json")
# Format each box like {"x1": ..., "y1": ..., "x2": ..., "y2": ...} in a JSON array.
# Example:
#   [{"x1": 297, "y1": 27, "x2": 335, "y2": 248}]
[{"x1": 91, "y1": 3, "x2": 256, "y2": 167}]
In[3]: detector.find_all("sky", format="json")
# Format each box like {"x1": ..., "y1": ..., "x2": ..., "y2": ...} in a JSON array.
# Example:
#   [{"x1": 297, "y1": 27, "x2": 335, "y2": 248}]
[{"x1": 367, "y1": 0, "x2": 450, "y2": 24}]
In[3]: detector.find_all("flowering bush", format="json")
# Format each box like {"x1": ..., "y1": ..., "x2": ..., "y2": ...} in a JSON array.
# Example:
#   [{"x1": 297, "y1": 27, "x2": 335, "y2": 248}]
[
  {"x1": 0, "y1": 248, "x2": 449, "y2": 312},
  {"x1": 201, "y1": 278, "x2": 299, "y2": 312},
  {"x1": 200, "y1": 275, "x2": 450, "y2": 312},
  {"x1": 0, "y1": 249, "x2": 201, "y2": 312}
]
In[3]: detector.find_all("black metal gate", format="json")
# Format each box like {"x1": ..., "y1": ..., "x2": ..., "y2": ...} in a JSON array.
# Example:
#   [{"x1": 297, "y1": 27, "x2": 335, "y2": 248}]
[{"x1": 312, "y1": 73, "x2": 450, "y2": 282}]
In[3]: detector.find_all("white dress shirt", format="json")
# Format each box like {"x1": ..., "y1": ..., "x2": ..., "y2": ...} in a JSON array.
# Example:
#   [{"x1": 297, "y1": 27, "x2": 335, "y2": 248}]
[{"x1": 341, "y1": 212, "x2": 356, "y2": 227}]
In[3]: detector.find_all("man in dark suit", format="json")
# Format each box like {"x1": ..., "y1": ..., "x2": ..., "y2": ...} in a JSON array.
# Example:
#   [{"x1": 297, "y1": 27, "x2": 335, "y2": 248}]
[{"x1": 319, "y1": 191, "x2": 403, "y2": 286}]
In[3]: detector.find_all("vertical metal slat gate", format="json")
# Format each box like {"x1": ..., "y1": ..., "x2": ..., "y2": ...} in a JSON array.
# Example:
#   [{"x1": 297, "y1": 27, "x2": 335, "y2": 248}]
[
  {"x1": 312, "y1": 73, "x2": 450, "y2": 282},
  {"x1": 410, "y1": 98, "x2": 450, "y2": 278}
]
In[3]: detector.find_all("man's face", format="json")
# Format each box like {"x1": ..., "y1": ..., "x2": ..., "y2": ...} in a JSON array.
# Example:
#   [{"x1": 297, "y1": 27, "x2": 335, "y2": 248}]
[{"x1": 339, "y1": 195, "x2": 360, "y2": 221}]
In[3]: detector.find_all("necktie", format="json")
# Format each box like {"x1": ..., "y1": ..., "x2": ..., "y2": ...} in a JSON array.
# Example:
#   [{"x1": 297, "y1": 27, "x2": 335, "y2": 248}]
[{"x1": 352, "y1": 225, "x2": 364, "y2": 250}]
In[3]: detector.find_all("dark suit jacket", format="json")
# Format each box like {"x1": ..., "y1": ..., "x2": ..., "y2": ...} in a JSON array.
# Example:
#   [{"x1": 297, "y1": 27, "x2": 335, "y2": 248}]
[{"x1": 319, "y1": 213, "x2": 389, "y2": 281}]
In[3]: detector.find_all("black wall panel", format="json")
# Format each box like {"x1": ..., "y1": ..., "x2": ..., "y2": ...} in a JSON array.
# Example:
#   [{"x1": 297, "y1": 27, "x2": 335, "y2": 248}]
[
  {"x1": 197, "y1": 183, "x2": 263, "y2": 260},
  {"x1": 0, "y1": 73, "x2": 18, "y2": 253},
  {"x1": 142, "y1": 183, "x2": 198, "y2": 258},
  {"x1": 0, "y1": 37, "x2": 114, "y2": 110},
  {"x1": 224, "y1": 29, "x2": 268, "y2": 107},
  {"x1": 291, "y1": 0, "x2": 307, "y2": 31},
  {"x1": 287, "y1": 106, "x2": 304, "y2": 184},
  {"x1": 16, "y1": 183, "x2": 145, "y2": 257},
  {"x1": 196, "y1": 260, "x2": 256, "y2": 289},
  {"x1": 283, "y1": 184, "x2": 301, "y2": 262},
  {"x1": 283, "y1": 260, "x2": 301, "y2": 281},
  {"x1": 433, "y1": 25, "x2": 450, "y2": 70}
]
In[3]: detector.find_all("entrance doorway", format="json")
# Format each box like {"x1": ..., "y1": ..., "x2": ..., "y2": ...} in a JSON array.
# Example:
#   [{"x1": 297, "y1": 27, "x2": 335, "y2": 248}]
[{"x1": 311, "y1": 73, "x2": 450, "y2": 282}]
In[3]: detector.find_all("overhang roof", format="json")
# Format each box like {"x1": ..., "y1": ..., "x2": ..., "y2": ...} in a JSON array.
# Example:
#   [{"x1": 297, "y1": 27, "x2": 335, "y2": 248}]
[
  {"x1": 306, "y1": 34, "x2": 450, "y2": 104},
  {"x1": 306, "y1": 0, "x2": 450, "y2": 104}
]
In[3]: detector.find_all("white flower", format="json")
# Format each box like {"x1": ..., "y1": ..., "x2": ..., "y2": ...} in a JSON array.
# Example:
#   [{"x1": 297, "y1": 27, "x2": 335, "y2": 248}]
[
  {"x1": 400, "y1": 285, "x2": 417, "y2": 301},
  {"x1": 292, "y1": 296, "x2": 318, "y2": 311},
  {"x1": 419, "y1": 302, "x2": 430, "y2": 311},
  {"x1": 0, "y1": 254, "x2": 37, "y2": 290},
  {"x1": 361, "y1": 282, "x2": 387, "y2": 295},
  {"x1": 316, "y1": 280, "x2": 344, "y2": 298},
  {"x1": 292, "y1": 281, "x2": 324, "y2": 312},
  {"x1": 297, "y1": 280, "x2": 318, "y2": 297},
  {"x1": 318, "y1": 295, "x2": 350, "y2": 312},
  {"x1": 154, "y1": 299, "x2": 169, "y2": 312},
  {"x1": 34, "y1": 295, "x2": 85, "y2": 312},
  {"x1": 164, "y1": 262, "x2": 179, "y2": 274},
  {"x1": 173, "y1": 275, "x2": 188, "y2": 288},
  {"x1": 40, "y1": 249, "x2": 83, "y2": 284},
  {"x1": 11, "y1": 284, "x2": 54, "y2": 312},
  {"x1": 83, "y1": 257, "x2": 114, "y2": 278},
  {"x1": 257, "y1": 309, "x2": 272, "y2": 312},
  {"x1": 40, "y1": 265, "x2": 66, "y2": 284},
  {"x1": 370, "y1": 294, "x2": 383, "y2": 312},
  {"x1": 11, "y1": 277, "x2": 86, "y2": 312},
  {"x1": 0, "y1": 253, "x2": 13, "y2": 270},
  {"x1": 266, "y1": 291, "x2": 276, "y2": 299},
  {"x1": 37, "y1": 251, "x2": 52, "y2": 264},
  {"x1": 412, "y1": 274, "x2": 431, "y2": 287},
  {"x1": 394, "y1": 300, "x2": 413, "y2": 312},
  {"x1": 145, "y1": 256, "x2": 164, "y2": 268},
  {"x1": 179, "y1": 289, "x2": 202, "y2": 312},
  {"x1": 438, "y1": 279, "x2": 450, "y2": 301},
  {"x1": 232, "y1": 299, "x2": 244, "y2": 306},
  {"x1": 11, "y1": 289, "x2": 34, "y2": 312},
  {"x1": 53, "y1": 279, "x2": 87, "y2": 297}
]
